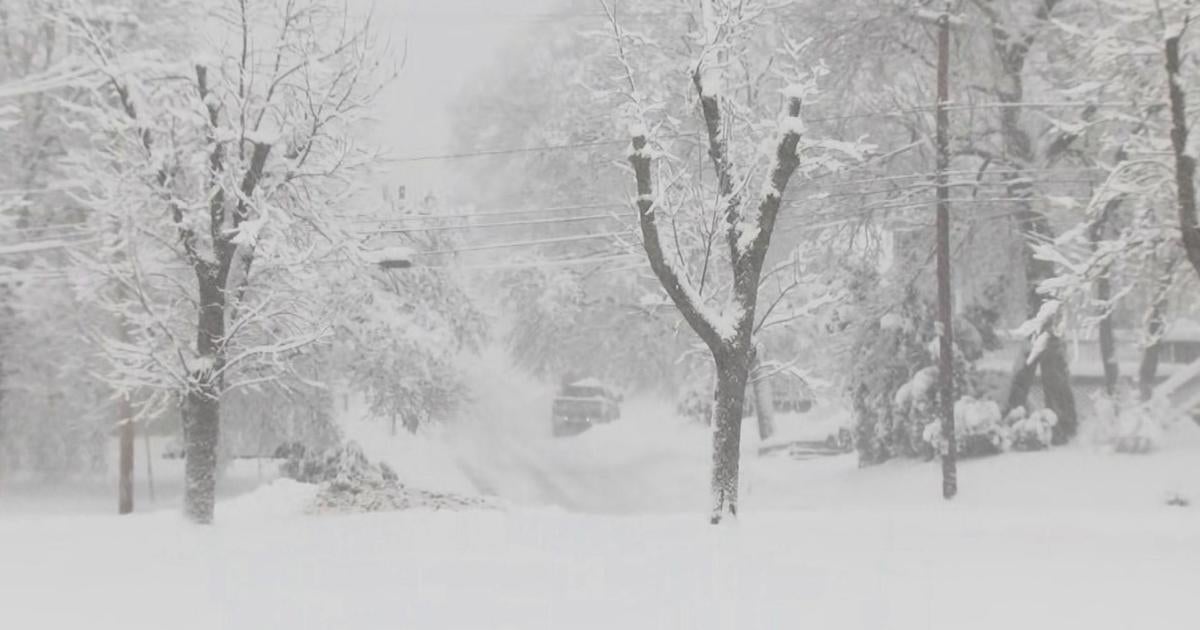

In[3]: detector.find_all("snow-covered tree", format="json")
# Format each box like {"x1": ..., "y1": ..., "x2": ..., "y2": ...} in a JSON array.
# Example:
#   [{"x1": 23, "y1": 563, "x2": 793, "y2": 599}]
[
  {"x1": 66, "y1": 0, "x2": 385, "y2": 523},
  {"x1": 604, "y1": 0, "x2": 870, "y2": 522}
]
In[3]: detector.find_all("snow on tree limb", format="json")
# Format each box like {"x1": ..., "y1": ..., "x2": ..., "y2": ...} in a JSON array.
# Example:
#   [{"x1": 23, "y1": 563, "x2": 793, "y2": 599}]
[{"x1": 629, "y1": 133, "x2": 726, "y2": 351}]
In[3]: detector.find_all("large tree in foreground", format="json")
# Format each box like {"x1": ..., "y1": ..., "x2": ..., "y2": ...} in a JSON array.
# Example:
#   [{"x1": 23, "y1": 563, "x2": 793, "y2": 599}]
[
  {"x1": 70, "y1": 0, "x2": 383, "y2": 523},
  {"x1": 608, "y1": 0, "x2": 825, "y2": 523}
]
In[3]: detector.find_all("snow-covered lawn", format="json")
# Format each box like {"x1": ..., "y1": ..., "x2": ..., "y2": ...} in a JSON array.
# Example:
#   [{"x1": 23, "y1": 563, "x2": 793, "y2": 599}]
[{"x1": 2, "y1": 419, "x2": 1199, "y2": 629}]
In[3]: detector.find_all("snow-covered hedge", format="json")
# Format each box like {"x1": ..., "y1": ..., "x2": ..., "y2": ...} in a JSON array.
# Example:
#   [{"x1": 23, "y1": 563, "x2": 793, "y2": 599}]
[
  {"x1": 279, "y1": 441, "x2": 398, "y2": 487},
  {"x1": 919, "y1": 400, "x2": 1058, "y2": 458}
]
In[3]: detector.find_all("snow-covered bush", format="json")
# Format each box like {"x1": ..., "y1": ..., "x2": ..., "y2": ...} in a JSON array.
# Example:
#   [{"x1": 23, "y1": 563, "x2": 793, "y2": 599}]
[
  {"x1": 311, "y1": 480, "x2": 493, "y2": 514},
  {"x1": 851, "y1": 290, "x2": 981, "y2": 464},
  {"x1": 289, "y1": 441, "x2": 492, "y2": 514},
  {"x1": 922, "y1": 396, "x2": 1006, "y2": 459},
  {"x1": 279, "y1": 441, "x2": 397, "y2": 487},
  {"x1": 1006, "y1": 406, "x2": 1057, "y2": 451},
  {"x1": 1084, "y1": 391, "x2": 1169, "y2": 454},
  {"x1": 1112, "y1": 405, "x2": 1164, "y2": 454}
]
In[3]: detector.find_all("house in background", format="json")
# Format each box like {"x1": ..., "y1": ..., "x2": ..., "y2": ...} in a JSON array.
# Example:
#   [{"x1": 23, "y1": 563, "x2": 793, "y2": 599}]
[{"x1": 976, "y1": 319, "x2": 1200, "y2": 410}]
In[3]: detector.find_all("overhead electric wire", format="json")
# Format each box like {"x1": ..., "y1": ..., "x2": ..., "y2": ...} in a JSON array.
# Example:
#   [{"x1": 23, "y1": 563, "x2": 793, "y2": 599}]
[
  {"x1": 345, "y1": 201, "x2": 624, "y2": 223},
  {"x1": 363, "y1": 212, "x2": 626, "y2": 235},
  {"x1": 418, "y1": 230, "x2": 634, "y2": 256}
]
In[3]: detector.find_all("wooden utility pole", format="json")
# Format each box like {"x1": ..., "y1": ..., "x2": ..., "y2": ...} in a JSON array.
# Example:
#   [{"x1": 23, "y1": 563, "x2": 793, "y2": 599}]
[
  {"x1": 115, "y1": 281, "x2": 134, "y2": 515},
  {"x1": 936, "y1": 8, "x2": 957, "y2": 500},
  {"x1": 118, "y1": 396, "x2": 134, "y2": 514}
]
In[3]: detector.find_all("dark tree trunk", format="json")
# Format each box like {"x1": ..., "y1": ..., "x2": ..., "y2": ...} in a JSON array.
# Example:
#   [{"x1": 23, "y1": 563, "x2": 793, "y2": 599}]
[
  {"x1": 1139, "y1": 295, "x2": 1168, "y2": 402},
  {"x1": 183, "y1": 272, "x2": 225, "y2": 524},
  {"x1": 1092, "y1": 215, "x2": 1119, "y2": 397},
  {"x1": 1005, "y1": 344, "x2": 1038, "y2": 414},
  {"x1": 1165, "y1": 33, "x2": 1200, "y2": 280},
  {"x1": 1039, "y1": 335, "x2": 1077, "y2": 444},
  {"x1": 711, "y1": 351, "x2": 751, "y2": 523},
  {"x1": 1097, "y1": 289, "x2": 1119, "y2": 397},
  {"x1": 183, "y1": 383, "x2": 220, "y2": 524}
]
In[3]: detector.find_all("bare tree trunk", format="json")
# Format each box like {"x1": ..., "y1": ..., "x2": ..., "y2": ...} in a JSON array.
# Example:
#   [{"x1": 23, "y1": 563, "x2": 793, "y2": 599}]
[
  {"x1": 749, "y1": 354, "x2": 775, "y2": 440},
  {"x1": 711, "y1": 352, "x2": 751, "y2": 523},
  {"x1": 1139, "y1": 290, "x2": 1169, "y2": 402},
  {"x1": 183, "y1": 273, "x2": 225, "y2": 524},
  {"x1": 183, "y1": 384, "x2": 220, "y2": 524},
  {"x1": 117, "y1": 396, "x2": 134, "y2": 514},
  {"x1": 1165, "y1": 30, "x2": 1200, "y2": 280},
  {"x1": 1040, "y1": 335, "x2": 1077, "y2": 444},
  {"x1": 1092, "y1": 209, "x2": 1120, "y2": 397},
  {"x1": 1005, "y1": 347, "x2": 1038, "y2": 414},
  {"x1": 1139, "y1": 326, "x2": 1164, "y2": 403},
  {"x1": 1097, "y1": 284, "x2": 1119, "y2": 397}
]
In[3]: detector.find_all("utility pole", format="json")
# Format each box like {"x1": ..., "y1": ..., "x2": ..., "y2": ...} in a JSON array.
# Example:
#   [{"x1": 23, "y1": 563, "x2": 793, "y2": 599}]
[
  {"x1": 936, "y1": 7, "x2": 957, "y2": 500},
  {"x1": 115, "y1": 284, "x2": 134, "y2": 514},
  {"x1": 118, "y1": 395, "x2": 134, "y2": 514}
]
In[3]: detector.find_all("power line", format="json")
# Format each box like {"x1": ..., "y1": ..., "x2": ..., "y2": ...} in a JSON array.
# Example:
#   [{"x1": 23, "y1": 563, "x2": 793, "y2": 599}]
[
  {"x1": 347, "y1": 202, "x2": 623, "y2": 223},
  {"x1": 776, "y1": 194, "x2": 1092, "y2": 235},
  {"x1": 0, "y1": 236, "x2": 99, "y2": 256},
  {"x1": 419, "y1": 230, "x2": 634, "y2": 256},
  {"x1": 0, "y1": 220, "x2": 97, "y2": 238},
  {"x1": 363, "y1": 212, "x2": 625, "y2": 235},
  {"x1": 451, "y1": 253, "x2": 640, "y2": 271},
  {"x1": 375, "y1": 100, "x2": 1155, "y2": 164}
]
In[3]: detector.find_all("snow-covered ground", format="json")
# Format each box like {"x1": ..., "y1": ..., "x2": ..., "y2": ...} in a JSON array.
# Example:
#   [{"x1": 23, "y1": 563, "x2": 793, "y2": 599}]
[
  {"x1": 3, "y1": 411, "x2": 1199, "y2": 629},
  {"x1": 3, "y1": 355, "x2": 1199, "y2": 629}
]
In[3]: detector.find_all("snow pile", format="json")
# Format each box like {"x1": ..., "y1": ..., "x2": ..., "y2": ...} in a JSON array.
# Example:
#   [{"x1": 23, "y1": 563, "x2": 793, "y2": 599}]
[
  {"x1": 1090, "y1": 394, "x2": 1169, "y2": 454},
  {"x1": 277, "y1": 437, "x2": 492, "y2": 515},
  {"x1": 311, "y1": 480, "x2": 494, "y2": 514},
  {"x1": 279, "y1": 441, "x2": 399, "y2": 486},
  {"x1": 218, "y1": 479, "x2": 319, "y2": 523},
  {"x1": 4, "y1": 433, "x2": 1200, "y2": 630}
]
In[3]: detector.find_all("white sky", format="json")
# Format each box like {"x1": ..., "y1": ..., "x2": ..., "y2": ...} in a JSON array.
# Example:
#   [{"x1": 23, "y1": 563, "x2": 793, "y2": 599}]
[{"x1": 352, "y1": 0, "x2": 559, "y2": 198}]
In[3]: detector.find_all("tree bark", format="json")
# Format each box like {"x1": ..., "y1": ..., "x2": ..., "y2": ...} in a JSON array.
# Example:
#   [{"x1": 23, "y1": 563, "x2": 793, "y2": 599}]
[
  {"x1": 1165, "y1": 30, "x2": 1200, "y2": 280},
  {"x1": 1090, "y1": 201, "x2": 1121, "y2": 397},
  {"x1": 1039, "y1": 335, "x2": 1077, "y2": 444},
  {"x1": 1005, "y1": 345, "x2": 1038, "y2": 414},
  {"x1": 711, "y1": 350, "x2": 751, "y2": 523},
  {"x1": 1139, "y1": 291, "x2": 1168, "y2": 402},
  {"x1": 183, "y1": 271, "x2": 225, "y2": 524},
  {"x1": 1097, "y1": 280, "x2": 1119, "y2": 397},
  {"x1": 183, "y1": 383, "x2": 220, "y2": 524}
]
